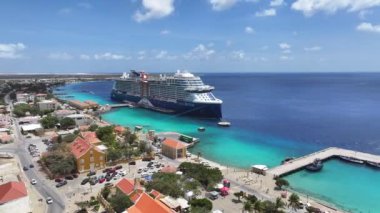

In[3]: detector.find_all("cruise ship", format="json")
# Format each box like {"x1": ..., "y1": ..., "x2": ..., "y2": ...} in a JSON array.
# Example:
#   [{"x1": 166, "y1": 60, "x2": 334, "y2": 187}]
[{"x1": 111, "y1": 70, "x2": 222, "y2": 118}]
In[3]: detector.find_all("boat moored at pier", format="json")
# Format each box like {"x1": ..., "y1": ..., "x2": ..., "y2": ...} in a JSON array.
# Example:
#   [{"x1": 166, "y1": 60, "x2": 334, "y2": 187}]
[{"x1": 339, "y1": 156, "x2": 364, "y2": 164}]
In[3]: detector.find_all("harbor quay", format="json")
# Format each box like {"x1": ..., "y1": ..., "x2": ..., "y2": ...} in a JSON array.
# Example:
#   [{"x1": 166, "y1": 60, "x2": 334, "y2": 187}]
[{"x1": 267, "y1": 147, "x2": 380, "y2": 177}]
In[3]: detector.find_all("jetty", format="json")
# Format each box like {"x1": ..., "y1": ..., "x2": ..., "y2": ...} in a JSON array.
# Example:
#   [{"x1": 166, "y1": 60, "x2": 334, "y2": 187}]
[
  {"x1": 267, "y1": 147, "x2": 380, "y2": 177},
  {"x1": 108, "y1": 103, "x2": 134, "y2": 108}
]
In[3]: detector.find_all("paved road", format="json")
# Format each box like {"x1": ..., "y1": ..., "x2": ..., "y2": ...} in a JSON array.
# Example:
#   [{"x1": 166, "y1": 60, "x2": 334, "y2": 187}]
[{"x1": 2, "y1": 93, "x2": 65, "y2": 213}]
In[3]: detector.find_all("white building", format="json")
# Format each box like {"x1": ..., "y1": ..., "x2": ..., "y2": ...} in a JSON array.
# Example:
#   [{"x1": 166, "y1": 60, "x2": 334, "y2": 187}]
[
  {"x1": 53, "y1": 109, "x2": 76, "y2": 119},
  {"x1": 0, "y1": 181, "x2": 30, "y2": 213},
  {"x1": 16, "y1": 93, "x2": 35, "y2": 102},
  {"x1": 37, "y1": 100, "x2": 57, "y2": 111},
  {"x1": 65, "y1": 114, "x2": 93, "y2": 126}
]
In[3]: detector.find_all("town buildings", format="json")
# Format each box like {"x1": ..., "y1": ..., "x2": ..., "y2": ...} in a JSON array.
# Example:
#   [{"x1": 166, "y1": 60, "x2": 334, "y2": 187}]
[
  {"x1": 37, "y1": 100, "x2": 58, "y2": 111},
  {"x1": 161, "y1": 138, "x2": 187, "y2": 159},
  {"x1": 0, "y1": 181, "x2": 30, "y2": 213}
]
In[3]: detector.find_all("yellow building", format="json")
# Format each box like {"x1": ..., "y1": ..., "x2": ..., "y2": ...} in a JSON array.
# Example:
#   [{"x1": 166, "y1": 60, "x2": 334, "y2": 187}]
[{"x1": 70, "y1": 136, "x2": 106, "y2": 172}]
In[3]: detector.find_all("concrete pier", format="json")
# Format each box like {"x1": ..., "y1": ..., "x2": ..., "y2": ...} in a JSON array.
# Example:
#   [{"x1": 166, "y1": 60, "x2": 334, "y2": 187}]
[{"x1": 267, "y1": 147, "x2": 380, "y2": 177}]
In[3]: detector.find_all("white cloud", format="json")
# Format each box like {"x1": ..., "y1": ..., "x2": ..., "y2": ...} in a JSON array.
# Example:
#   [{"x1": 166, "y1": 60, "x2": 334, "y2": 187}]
[
  {"x1": 94, "y1": 53, "x2": 128, "y2": 60},
  {"x1": 184, "y1": 44, "x2": 215, "y2": 60},
  {"x1": 280, "y1": 55, "x2": 293, "y2": 60},
  {"x1": 245, "y1": 26, "x2": 255, "y2": 34},
  {"x1": 160, "y1": 29, "x2": 170, "y2": 35},
  {"x1": 0, "y1": 43, "x2": 26, "y2": 59},
  {"x1": 209, "y1": 0, "x2": 238, "y2": 11},
  {"x1": 79, "y1": 54, "x2": 91, "y2": 60},
  {"x1": 231, "y1": 50, "x2": 247, "y2": 60},
  {"x1": 292, "y1": 0, "x2": 380, "y2": 16},
  {"x1": 255, "y1": 8, "x2": 276, "y2": 17},
  {"x1": 270, "y1": 0, "x2": 285, "y2": 7},
  {"x1": 304, "y1": 46, "x2": 322, "y2": 51},
  {"x1": 358, "y1": 10, "x2": 373, "y2": 19},
  {"x1": 48, "y1": 52, "x2": 73, "y2": 60},
  {"x1": 357, "y1": 22, "x2": 380, "y2": 33},
  {"x1": 134, "y1": 0, "x2": 174, "y2": 22},
  {"x1": 155, "y1": 51, "x2": 168, "y2": 59},
  {"x1": 279, "y1": 42, "x2": 291, "y2": 49},
  {"x1": 77, "y1": 2, "x2": 92, "y2": 9},
  {"x1": 282, "y1": 49, "x2": 292, "y2": 54},
  {"x1": 58, "y1": 8, "x2": 72, "y2": 15}
]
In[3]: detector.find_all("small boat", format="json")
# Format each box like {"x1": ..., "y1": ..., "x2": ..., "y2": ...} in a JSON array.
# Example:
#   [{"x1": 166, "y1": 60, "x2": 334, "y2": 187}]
[
  {"x1": 305, "y1": 159, "x2": 323, "y2": 172},
  {"x1": 198, "y1": 127, "x2": 206, "y2": 132},
  {"x1": 281, "y1": 157, "x2": 295, "y2": 165},
  {"x1": 339, "y1": 156, "x2": 364, "y2": 164},
  {"x1": 366, "y1": 161, "x2": 380, "y2": 168},
  {"x1": 217, "y1": 121, "x2": 231, "y2": 127}
]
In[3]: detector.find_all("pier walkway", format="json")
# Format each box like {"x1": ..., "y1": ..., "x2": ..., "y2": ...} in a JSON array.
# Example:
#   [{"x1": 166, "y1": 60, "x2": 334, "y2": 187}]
[
  {"x1": 108, "y1": 103, "x2": 133, "y2": 108},
  {"x1": 267, "y1": 147, "x2": 380, "y2": 177}
]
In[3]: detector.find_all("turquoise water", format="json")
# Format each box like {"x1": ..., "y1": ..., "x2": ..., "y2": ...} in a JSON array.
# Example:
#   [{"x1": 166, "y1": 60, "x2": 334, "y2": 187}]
[
  {"x1": 55, "y1": 81, "x2": 380, "y2": 212},
  {"x1": 286, "y1": 160, "x2": 380, "y2": 213}
]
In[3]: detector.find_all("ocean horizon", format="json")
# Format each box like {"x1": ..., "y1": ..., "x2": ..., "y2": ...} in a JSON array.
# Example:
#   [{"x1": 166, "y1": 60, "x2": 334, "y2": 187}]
[{"x1": 55, "y1": 72, "x2": 380, "y2": 212}]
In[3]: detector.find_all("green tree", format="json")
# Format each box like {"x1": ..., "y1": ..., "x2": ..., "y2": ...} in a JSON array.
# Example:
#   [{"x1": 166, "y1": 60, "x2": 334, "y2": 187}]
[
  {"x1": 107, "y1": 148, "x2": 122, "y2": 162},
  {"x1": 108, "y1": 190, "x2": 133, "y2": 213},
  {"x1": 244, "y1": 201, "x2": 253, "y2": 213},
  {"x1": 275, "y1": 197, "x2": 285, "y2": 210},
  {"x1": 40, "y1": 115, "x2": 59, "y2": 129},
  {"x1": 288, "y1": 193, "x2": 300, "y2": 210},
  {"x1": 234, "y1": 191, "x2": 244, "y2": 202},
  {"x1": 41, "y1": 152, "x2": 77, "y2": 176},
  {"x1": 60, "y1": 117, "x2": 76, "y2": 129},
  {"x1": 96, "y1": 126, "x2": 114, "y2": 140},
  {"x1": 178, "y1": 162, "x2": 223, "y2": 188},
  {"x1": 246, "y1": 194, "x2": 258, "y2": 204},
  {"x1": 254, "y1": 200, "x2": 263, "y2": 213},
  {"x1": 88, "y1": 124, "x2": 98, "y2": 132},
  {"x1": 275, "y1": 178, "x2": 289, "y2": 190},
  {"x1": 189, "y1": 198, "x2": 212, "y2": 213},
  {"x1": 145, "y1": 173, "x2": 184, "y2": 198}
]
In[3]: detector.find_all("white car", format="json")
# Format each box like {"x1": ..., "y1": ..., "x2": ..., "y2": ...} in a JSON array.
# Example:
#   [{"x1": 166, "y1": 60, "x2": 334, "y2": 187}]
[
  {"x1": 31, "y1": 179, "x2": 37, "y2": 185},
  {"x1": 46, "y1": 197, "x2": 53, "y2": 204}
]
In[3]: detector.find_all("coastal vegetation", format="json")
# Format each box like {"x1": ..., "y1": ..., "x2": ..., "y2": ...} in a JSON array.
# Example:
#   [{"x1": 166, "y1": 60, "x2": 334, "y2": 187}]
[
  {"x1": 13, "y1": 103, "x2": 40, "y2": 117},
  {"x1": 275, "y1": 178, "x2": 289, "y2": 190},
  {"x1": 189, "y1": 198, "x2": 213, "y2": 213},
  {"x1": 288, "y1": 193, "x2": 301, "y2": 210},
  {"x1": 241, "y1": 193, "x2": 286, "y2": 213},
  {"x1": 145, "y1": 173, "x2": 184, "y2": 198},
  {"x1": 107, "y1": 190, "x2": 133, "y2": 213},
  {"x1": 40, "y1": 143, "x2": 76, "y2": 176},
  {"x1": 40, "y1": 114, "x2": 59, "y2": 129},
  {"x1": 178, "y1": 162, "x2": 223, "y2": 188},
  {"x1": 60, "y1": 117, "x2": 76, "y2": 129}
]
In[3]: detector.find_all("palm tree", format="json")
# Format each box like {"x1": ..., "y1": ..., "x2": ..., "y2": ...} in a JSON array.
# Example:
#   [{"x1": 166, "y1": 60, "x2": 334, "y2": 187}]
[
  {"x1": 234, "y1": 191, "x2": 244, "y2": 202},
  {"x1": 253, "y1": 200, "x2": 263, "y2": 213},
  {"x1": 288, "y1": 193, "x2": 300, "y2": 210},
  {"x1": 275, "y1": 178, "x2": 289, "y2": 190},
  {"x1": 275, "y1": 197, "x2": 285, "y2": 210},
  {"x1": 244, "y1": 201, "x2": 253, "y2": 213}
]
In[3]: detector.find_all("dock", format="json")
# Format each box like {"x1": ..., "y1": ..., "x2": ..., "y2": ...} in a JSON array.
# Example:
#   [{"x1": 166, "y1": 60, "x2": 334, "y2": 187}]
[
  {"x1": 267, "y1": 147, "x2": 380, "y2": 177},
  {"x1": 108, "y1": 103, "x2": 134, "y2": 108}
]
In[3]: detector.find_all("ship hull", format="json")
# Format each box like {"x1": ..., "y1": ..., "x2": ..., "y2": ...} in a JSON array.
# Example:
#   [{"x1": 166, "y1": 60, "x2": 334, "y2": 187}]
[{"x1": 111, "y1": 90, "x2": 222, "y2": 119}]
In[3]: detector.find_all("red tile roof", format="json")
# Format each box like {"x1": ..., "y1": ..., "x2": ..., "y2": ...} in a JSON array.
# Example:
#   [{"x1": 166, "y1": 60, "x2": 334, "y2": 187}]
[
  {"x1": 162, "y1": 139, "x2": 187, "y2": 149},
  {"x1": 0, "y1": 181, "x2": 28, "y2": 204},
  {"x1": 127, "y1": 193, "x2": 173, "y2": 213},
  {"x1": 116, "y1": 178, "x2": 136, "y2": 196},
  {"x1": 129, "y1": 189, "x2": 143, "y2": 203},
  {"x1": 114, "y1": 126, "x2": 125, "y2": 134},
  {"x1": 70, "y1": 137, "x2": 91, "y2": 159},
  {"x1": 80, "y1": 131, "x2": 101, "y2": 144},
  {"x1": 150, "y1": 190, "x2": 162, "y2": 199},
  {"x1": 160, "y1": 165, "x2": 177, "y2": 174}
]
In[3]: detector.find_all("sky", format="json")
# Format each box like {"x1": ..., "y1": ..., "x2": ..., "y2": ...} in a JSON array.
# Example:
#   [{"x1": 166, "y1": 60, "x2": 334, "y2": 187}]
[{"x1": 1, "y1": 0, "x2": 380, "y2": 73}]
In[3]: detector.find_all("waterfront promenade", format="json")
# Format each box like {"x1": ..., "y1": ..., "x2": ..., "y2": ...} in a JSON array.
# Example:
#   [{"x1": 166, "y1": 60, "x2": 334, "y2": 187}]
[{"x1": 268, "y1": 147, "x2": 380, "y2": 177}]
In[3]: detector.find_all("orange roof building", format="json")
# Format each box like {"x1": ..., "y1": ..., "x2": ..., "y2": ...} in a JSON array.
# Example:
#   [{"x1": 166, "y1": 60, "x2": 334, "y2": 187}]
[
  {"x1": 116, "y1": 178, "x2": 137, "y2": 196},
  {"x1": 80, "y1": 131, "x2": 102, "y2": 145},
  {"x1": 127, "y1": 193, "x2": 173, "y2": 213},
  {"x1": 114, "y1": 125, "x2": 126, "y2": 135},
  {"x1": 0, "y1": 181, "x2": 28, "y2": 204},
  {"x1": 161, "y1": 138, "x2": 187, "y2": 159},
  {"x1": 70, "y1": 135, "x2": 105, "y2": 173}
]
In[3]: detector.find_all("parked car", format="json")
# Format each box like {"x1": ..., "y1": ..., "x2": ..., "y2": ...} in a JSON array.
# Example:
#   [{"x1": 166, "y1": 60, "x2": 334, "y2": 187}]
[
  {"x1": 105, "y1": 183, "x2": 114, "y2": 187},
  {"x1": 23, "y1": 166, "x2": 28, "y2": 171},
  {"x1": 106, "y1": 175, "x2": 112, "y2": 182},
  {"x1": 81, "y1": 178, "x2": 89, "y2": 185},
  {"x1": 128, "y1": 161, "x2": 136, "y2": 165},
  {"x1": 55, "y1": 178, "x2": 63, "y2": 183},
  {"x1": 46, "y1": 197, "x2": 53, "y2": 204},
  {"x1": 87, "y1": 171, "x2": 96, "y2": 176},
  {"x1": 31, "y1": 179, "x2": 37, "y2": 185},
  {"x1": 114, "y1": 165, "x2": 122, "y2": 170},
  {"x1": 103, "y1": 168, "x2": 111, "y2": 173},
  {"x1": 98, "y1": 178, "x2": 106, "y2": 183},
  {"x1": 65, "y1": 175, "x2": 74, "y2": 180},
  {"x1": 72, "y1": 173, "x2": 79, "y2": 178},
  {"x1": 90, "y1": 178, "x2": 97, "y2": 185},
  {"x1": 29, "y1": 164, "x2": 34, "y2": 168},
  {"x1": 56, "y1": 180, "x2": 67, "y2": 188},
  {"x1": 208, "y1": 191, "x2": 219, "y2": 200}
]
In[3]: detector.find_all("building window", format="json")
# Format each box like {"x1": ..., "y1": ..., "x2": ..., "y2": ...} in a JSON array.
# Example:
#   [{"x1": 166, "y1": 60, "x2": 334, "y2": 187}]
[
  {"x1": 99, "y1": 156, "x2": 103, "y2": 160},
  {"x1": 90, "y1": 157, "x2": 94, "y2": 162},
  {"x1": 80, "y1": 159, "x2": 84, "y2": 164}
]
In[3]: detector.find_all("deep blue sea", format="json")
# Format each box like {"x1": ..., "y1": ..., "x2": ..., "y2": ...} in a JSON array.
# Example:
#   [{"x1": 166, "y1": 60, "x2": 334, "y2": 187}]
[{"x1": 56, "y1": 73, "x2": 380, "y2": 212}]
